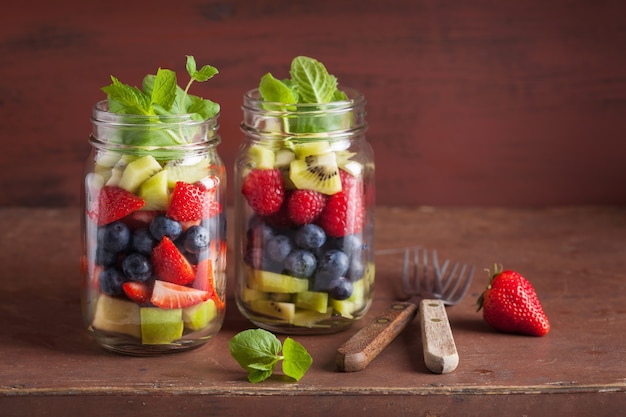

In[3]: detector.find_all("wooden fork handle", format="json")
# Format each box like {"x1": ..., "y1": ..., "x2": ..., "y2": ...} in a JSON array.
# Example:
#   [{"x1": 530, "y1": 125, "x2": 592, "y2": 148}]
[
  {"x1": 419, "y1": 299, "x2": 459, "y2": 374},
  {"x1": 336, "y1": 302, "x2": 418, "y2": 372}
]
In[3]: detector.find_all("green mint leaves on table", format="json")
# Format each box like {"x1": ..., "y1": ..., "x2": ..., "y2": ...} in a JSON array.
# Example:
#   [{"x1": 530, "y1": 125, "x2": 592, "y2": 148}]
[
  {"x1": 229, "y1": 328, "x2": 313, "y2": 383},
  {"x1": 101, "y1": 56, "x2": 220, "y2": 146}
]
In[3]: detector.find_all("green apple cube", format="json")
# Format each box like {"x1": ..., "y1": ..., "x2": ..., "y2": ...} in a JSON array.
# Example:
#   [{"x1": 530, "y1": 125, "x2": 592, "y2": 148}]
[
  {"x1": 140, "y1": 307, "x2": 184, "y2": 345},
  {"x1": 92, "y1": 294, "x2": 141, "y2": 338},
  {"x1": 182, "y1": 299, "x2": 217, "y2": 331}
]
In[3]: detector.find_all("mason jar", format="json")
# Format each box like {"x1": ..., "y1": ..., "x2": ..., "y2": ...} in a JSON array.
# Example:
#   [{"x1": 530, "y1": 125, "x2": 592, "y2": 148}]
[
  {"x1": 81, "y1": 100, "x2": 227, "y2": 355},
  {"x1": 234, "y1": 88, "x2": 375, "y2": 334}
]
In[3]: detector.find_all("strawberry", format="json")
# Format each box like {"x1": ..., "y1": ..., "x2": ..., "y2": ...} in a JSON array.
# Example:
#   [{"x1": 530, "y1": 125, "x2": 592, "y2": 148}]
[
  {"x1": 89, "y1": 186, "x2": 145, "y2": 226},
  {"x1": 287, "y1": 189, "x2": 326, "y2": 225},
  {"x1": 152, "y1": 236, "x2": 196, "y2": 285},
  {"x1": 477, "y1": 266, "x2": 550, "y2": 336},
  {"x1": 241, "y1": 168, "x2": 285, "y2": 216},
  {"x1": 167, "y1": 181, "x2": 215, "y2": 222},
  {"x1": 150, "y1": 280, "x2": 210, "y2": 309},
  {"x1": 122, "y1": 281, "x2": 151, "y2": 304},
  {"x1": 318, "y1": 190, "x2": 364, "y2": 237}
]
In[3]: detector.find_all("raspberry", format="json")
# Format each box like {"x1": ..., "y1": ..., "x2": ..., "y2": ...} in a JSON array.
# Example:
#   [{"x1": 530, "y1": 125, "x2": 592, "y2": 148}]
[
  {"x1": 241, "y1": 169, "x2": 285, "y2": 216},
  {"x1": 287, "y1": 189, "x2": 326, "y2": 225},
  {"x1": 318, "y1": 191, "x2": 364, "y2": 237}
]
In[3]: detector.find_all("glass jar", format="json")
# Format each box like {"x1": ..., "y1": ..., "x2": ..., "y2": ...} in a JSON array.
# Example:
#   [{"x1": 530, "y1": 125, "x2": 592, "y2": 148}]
[
  {"x1": 234, "y1": 88, "x2": 375, "y2": 334},
  {"x1": 81, "y1": 101, "x2": 227, "y2": 355}
]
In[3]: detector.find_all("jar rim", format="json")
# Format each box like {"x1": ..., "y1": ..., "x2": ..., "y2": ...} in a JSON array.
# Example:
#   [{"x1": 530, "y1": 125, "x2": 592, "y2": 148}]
[
  {"x1": 242, "y1": 87, "x2": 365, "y2": 113},
  {"x1": 91, "y1": 100, "x2": 220, "y2": 126}
]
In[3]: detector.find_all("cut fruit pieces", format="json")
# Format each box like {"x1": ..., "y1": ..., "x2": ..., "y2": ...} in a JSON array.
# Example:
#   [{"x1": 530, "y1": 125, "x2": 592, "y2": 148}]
[
  {"x1": 292, "y1": 307, "x2": 333, "y2": 327},
  {"x1": 92, "y1": 294, "x2": 141, "y2": 338},
  {"x1": 247, "y1": 269, "x2": 309, "y2": 293},
  {"x1": 139, "y1": 169, "x2": 169, "y2": 210},
  {"x1": 247, "y1": 144, "x2": 275, "y2": 169},
  {"x1": 164, "y1": 158, "x2": 210, "y2": 187},
  {"x1": 140, "y1": 307, "x2": 184, "y2": 344},
  {"x1": 294, "y1": 141, "x2": 330, "y2": 158},
  {"x1": 289, "y1": 152, "x2": 342, "y2": 195},
  {"x1": 294, "y1": 290, "x2": 329, "y2": 313},
  {"x1": 248, "y1": 299, "x2": 295, "y2": 322},
  {"x1": 241, "y1": 287, "x2": 270, "y2": 303},
  {"x1": 118, "y1": 155, "x2": 163, "y2": 193},
  {"x1": 182, "y1": 299, "x2": 217, "y2": 331},
  {"x1": 274, "y1": 149, "x2": 295, "y2": 169}
]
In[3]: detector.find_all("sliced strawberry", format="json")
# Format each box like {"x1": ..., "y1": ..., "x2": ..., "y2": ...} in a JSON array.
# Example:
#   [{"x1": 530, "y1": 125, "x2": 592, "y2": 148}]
[
  {"x1": 192, "y1": 258, "x2": 215, "y2": 293},
  {"x1": 150, "y1": 280, "x2": 210, "y2": 309},
  {"x1": 88, "y1": 186, "x2": 145, "y2": 226},
  {"x1": 122, "y1": 210, "x2": 159, "y2": 230},
  {"x1": 166, "y1": 181, "x2": 221, "y2": 222},
  {"x1": 152, "y1": 236, "x2": 196, "y2": 285},
  {"x1": 122, "y1": 281, "x2": 152, "y2": 304}
]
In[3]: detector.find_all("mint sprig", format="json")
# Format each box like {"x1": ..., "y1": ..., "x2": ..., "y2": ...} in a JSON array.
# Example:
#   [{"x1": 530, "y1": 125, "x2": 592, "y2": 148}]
[
  {"x1": 229, "y1": 328, "x2": 313, "y2": 383},
  {"x1": 101, "y1": 55, "x2": 220, "y2": 146},
  {"x1": 257, "y1": 56, "x2": 349, "y2": 134}
]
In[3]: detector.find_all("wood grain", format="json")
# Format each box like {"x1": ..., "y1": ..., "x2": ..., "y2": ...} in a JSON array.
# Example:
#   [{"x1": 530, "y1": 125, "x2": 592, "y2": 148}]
[{"x1": 1, "y1": 0, "x2": 625, "y2": 206}]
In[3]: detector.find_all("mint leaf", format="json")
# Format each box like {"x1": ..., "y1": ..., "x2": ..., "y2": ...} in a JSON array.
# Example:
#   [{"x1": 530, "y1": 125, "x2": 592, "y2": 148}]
[
  {"x1": 187, "y1": 55, "x2": 219, "y2": 82},
  {"x1": 281, "y1": 337, "x2": 313, "y2": 381},
  {"x1": 259, "y1": 73, "x2": 297, "y2": 104},
  {"x1": 290, "y1": 56, "x2": 337, "y2": 103},
  {"x1": 150, "y1": 68, "x2": 177, "y2": 112},
  {"x1": 229, "y1": 329, "x2": 312, "y2": 383},
  {"x1": 102, "y1": 76, "x2": 151, "y2": 115}
]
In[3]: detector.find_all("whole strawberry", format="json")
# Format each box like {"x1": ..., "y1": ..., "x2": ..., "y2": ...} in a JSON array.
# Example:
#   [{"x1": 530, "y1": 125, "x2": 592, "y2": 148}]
[{"x1": 477, "y1": 266, "x2": 550, "y2": 336}]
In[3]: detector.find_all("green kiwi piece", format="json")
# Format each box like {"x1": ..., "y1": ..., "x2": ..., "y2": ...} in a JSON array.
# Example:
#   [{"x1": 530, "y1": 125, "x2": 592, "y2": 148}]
[
  {"x1": 289, "y1": 152, "x2": 342, "y2": 195},
  {"x1": 118, "y1": 155, "x2": 163, "y2": 193},
  {"x1": 164, "y1": 157, "x2": 210, "y2": 187},
  {"x1": 247, "y1": 144, "x2": 275, "y2": 169},
  {"x1": 291, "y1": 307, "x2": 333, "y2": 327},
  {"x1": 294, "y1": 141, "x2": 330, "y2": 158},
  {"x1": 139, "y1": 169, "x2": 170, "y2": 210},
  {"x1": 247, "y1": 268, "x2": 310, "y2": 293},
  {"x1": 140, "y1": 307, "x2": 184, "y2": 345},
  {"x1": 294, "y1": 290, "x2": 329, "y2": 313},
  {"x1": 248, "y1": 299, "x2": 296, "y2": 322},
  {"x1": 182, "y1": 299, "x2": 217, "y2": 331}
]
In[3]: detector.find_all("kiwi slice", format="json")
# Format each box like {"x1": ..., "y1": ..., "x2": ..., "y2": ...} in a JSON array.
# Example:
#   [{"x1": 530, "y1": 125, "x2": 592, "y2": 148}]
[
  {"x1": 294, "y1": 141, "x2": 330, "y2": 158},
  {"x1": 289, "y1": 152, "x2": 342, "y2": 195},
  {"x1": 294, "y1": 291, "x2": 329, "y2": 313},
  {"x1": 247, "y1": 144, "x2": 275, "y2": 169},
  {"x1": 292, "y1": 307, "x2": 333, "y2": 327},
  {"x1": 336, "y1": 150, "x2": 363, "y2": 177},
  {"x1": 247, "y1": 269, "x2": 309, "y2": 293},
  {"x1": 241, "y1": 287, "x2": 270, "y2": 303},
  {"x1": 118, "y1": 155, "x2": 163, "y2": 193},
  {"x1": 139, "y1": 170, "x2": 169, "y2": 210},
  {"x1": 105, "y1": 155, "x2": 137, "y2": 187},
  {"x1": 248, "y1": 299, "x2": 296, "y2": 322},
  {"x1": 164, "y1": 158, "x2": 210, "y2": 187}
]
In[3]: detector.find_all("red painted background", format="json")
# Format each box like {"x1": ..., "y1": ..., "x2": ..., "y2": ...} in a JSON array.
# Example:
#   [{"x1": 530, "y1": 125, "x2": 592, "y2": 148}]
[{"x1": 1, "y1": 0, "x2": 625, "y2": 206}]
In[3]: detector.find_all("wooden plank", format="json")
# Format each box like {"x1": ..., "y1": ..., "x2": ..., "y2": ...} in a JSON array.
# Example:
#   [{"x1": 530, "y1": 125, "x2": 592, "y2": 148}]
[
  {"x1": 0, "y1": 206, "x2": 624, "y2": 416},
  {"x1": 0, "y1": 0, "x2": 625, "y2": 206}
]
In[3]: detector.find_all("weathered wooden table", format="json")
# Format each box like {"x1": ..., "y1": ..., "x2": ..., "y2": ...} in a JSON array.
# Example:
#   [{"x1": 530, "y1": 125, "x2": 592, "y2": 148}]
[{"x1": 1, "y1": 206, "x2": 624, "y2": 416}]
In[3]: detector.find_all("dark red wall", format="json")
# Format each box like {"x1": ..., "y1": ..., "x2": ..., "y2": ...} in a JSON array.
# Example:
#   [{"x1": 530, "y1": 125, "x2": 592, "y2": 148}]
[{"x1": 1, "y1": 0, "x2": 625, "y2": 206}]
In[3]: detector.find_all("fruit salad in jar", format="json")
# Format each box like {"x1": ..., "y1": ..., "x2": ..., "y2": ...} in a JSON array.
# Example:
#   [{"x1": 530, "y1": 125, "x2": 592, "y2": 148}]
[
  {"x1": 81, "y1": 57, "x2": 227, "y2": 354},
  {"x1": 235, "y1": 56, "x2": 375, "y2": 334}
]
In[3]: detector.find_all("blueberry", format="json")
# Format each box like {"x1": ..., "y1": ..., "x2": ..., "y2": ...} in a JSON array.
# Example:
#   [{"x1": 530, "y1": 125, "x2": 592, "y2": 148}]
[
  {"x1": 326, "y1": 234, "x2": 363, "y2": 254},
  {"x1": 347, "y1": 256, "x2": 365, "y2": 282},
  {"x1": 328, "y1": 277, "x2": 353, "y2": 300},
  {"x1": 97, "y1": 221, "x2": 130, "y2": 253},
  {"x1": 95, "y1": 248, "x2": 118, "y2": 266},
  {"x1": 317, "y1": 249, "x2": 350, "y2": 279},
  {"x1": 295, "y1": 224, "x2": 326, "y2": 250},
  {"x1": 183, "y1": 225, "x2": 210, "y2": 254},
  {"x1": 244, "y1": 247, "x2": 277, "y2": 271},
  {"x1": 149, "y1": 214, "x2": 182, "y2": 241},
  {"x1": 284, "y1": 250, "x2": 317, "y2": 278},
  {"x1": 98, "y1": 267, "x2": 126, "y2": 295},
  {"x1": 247, "y1": 219, "x2": 274, "y2": 246},
  {"x1": 265, "y1": 234, "x2": 293, "y2": 263},
  {"x1": 122, "y1": 253, "x2": 152, "y2": 283},
  {"x1": 131, "y1": 228, "x2": 156, "y2": 255}
]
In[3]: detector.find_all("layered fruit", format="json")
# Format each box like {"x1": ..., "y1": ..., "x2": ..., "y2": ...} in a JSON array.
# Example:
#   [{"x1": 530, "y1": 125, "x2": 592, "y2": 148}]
[
  {"x1": 82, "y1": 153, "x2": 226, "y2": 348},
  {"x1": 238, "y1": 140, "x2": 374, "y2": 329}
]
